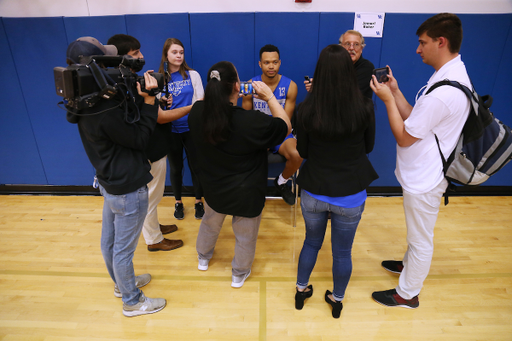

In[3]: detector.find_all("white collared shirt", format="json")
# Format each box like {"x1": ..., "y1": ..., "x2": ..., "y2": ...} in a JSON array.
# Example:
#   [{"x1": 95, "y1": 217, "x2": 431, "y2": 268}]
[{"x1": 395, "y1": 55, "x2": 471, "y2": 194}]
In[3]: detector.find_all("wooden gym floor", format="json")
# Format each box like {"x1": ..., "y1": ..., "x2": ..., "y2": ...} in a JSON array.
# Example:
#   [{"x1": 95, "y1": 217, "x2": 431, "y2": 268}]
[{"x1": 0, "y1": 195, "x2": 511, "y2": 340}]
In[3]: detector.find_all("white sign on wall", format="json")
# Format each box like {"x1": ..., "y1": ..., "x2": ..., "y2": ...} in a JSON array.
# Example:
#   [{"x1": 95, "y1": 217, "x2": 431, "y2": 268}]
[{"x1": 354, "y1": 13, "x2": 385, "y2": 37}]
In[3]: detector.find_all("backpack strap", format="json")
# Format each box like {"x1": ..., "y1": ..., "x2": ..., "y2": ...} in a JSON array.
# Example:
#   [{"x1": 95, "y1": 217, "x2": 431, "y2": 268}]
[
  {"x1": 425, "y1": 79, "x2": 472, "y2": 97},
  {"x1": 434, "y1": 133, "x2": 457, "y2": 205},
  {"x1": 427, "y1": 79, "x2": 473, "y2": 206}
]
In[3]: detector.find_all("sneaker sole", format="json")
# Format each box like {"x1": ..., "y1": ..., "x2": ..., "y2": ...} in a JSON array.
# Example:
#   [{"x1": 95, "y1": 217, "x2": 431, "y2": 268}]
[
  {"x1": 381, "y1": 262, "x2": 403, "y2": 274},
  {"x1": 372, "y1": 297, "x2": 418, "y2": 309},
  {"x1": 198, "y1": 257, "x2": 209, "y2": 271},
  {"x1": 114, "y1": 275, "x2": 152, "y2": 298},
  {"x1": 123, "y1": 302, "x2": 166, "y2": 317},
  {"x1": 231, "y1": 271, "x2": 251, "y2": 288},
  {"x1": 382, "y1": 267, "x2": 402, "y2": 274}
]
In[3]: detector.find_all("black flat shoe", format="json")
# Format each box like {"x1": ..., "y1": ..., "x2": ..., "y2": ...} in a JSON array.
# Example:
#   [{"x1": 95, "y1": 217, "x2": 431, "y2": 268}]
[
  {"x1": 295, "y1": 285, "x2": 313, "y2": 310},
  {"x1": 325, "y1": 290, "x2": 343, "y2": 318}
]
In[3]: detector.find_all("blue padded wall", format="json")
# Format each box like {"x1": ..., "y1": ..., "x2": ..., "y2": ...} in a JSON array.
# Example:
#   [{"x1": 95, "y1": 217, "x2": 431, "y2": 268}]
[
  {"x1": 190, "y1": 13, "x2": 255, "y2": 86},
  {"x1": 459, "y1": 14, "x2": 512, "y2": 94},
  {"x1": 459, "y1": 14, "x2": 512, "y2": 185},
  {"x1": 3, "y1": 17, "x2": 95, "y2": 185},
  {"x1": 485, "y1": 16, "x2": 512, "y2": 185},
  {"x1": 0, "y1": 12, "x2": 511, "y2": 188},
  {"x1": 0, "y1": 19, "x2": 47, "y2": 185},
  {"x1": 125, "y1": 13, "x2": 191, "y2": 74},
  {"x1": 63, "y1": 15, "x2": 127, "y2": 46},
  {"x1": 253, "y1": 12, "x2": 320, "y2": 105}
]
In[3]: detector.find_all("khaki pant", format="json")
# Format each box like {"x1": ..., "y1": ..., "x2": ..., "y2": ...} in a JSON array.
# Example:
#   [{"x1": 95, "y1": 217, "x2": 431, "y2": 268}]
[
  {"x1": 397, "y1": 178, "x2": 448, "y2": 299},
  {"x1": 141, "y1": 156, "x2": 167, "y2": 245},
  {"x1": 196, "y1": 202, "x2": 262, "y2": 276}
]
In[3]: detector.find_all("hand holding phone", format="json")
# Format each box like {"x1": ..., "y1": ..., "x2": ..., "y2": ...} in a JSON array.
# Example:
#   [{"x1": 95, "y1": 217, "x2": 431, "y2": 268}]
[
  {"x1": 373, "y1": 67, "x2": 390, "y2": 83},
  {"x1": 239, "y1": 81, "x2": 255, "y2": 95},
  {"x1": 304, "y1": 76, "x2": 313, "y2": 92}
]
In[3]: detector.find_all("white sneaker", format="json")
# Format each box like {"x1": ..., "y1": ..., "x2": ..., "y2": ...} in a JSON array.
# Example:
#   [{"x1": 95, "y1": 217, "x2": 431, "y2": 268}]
[
  {"x1": 231, "y1": 270, "x2": 251, "y2": 288},
  {"x1": 198, "y1": 257, "x2": 209, "y2": 271},
  {"x1": 122, "y1": 291, "x2": 166, "y2": 317},
  {"x1": 114, "y1": 273, "x2": 151, "y2": 298}
]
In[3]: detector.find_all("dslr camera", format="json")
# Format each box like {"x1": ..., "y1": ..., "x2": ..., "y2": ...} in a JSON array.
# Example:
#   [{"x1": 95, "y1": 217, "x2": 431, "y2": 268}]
[{"x1": 54, "y1": 55, "x2": 164, "y2": 110}]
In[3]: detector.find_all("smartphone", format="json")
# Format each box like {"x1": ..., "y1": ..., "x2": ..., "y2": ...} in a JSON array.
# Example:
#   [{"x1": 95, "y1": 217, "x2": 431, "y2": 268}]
[
  {"x1": 239, "y1": 81, "x2": 255, "y2": 95},
  {"x1": 373, "y1": 67, "x2": 389, "y2": 83},
  {"x1": 304, "y1": 75, "x2": 310, "y2": 83}
]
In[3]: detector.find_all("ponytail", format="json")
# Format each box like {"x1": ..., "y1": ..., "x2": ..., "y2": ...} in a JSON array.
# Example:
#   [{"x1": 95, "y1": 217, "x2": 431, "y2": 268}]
[{"x1": 203, "y1": 61, "x2": 238, "y2": 145}]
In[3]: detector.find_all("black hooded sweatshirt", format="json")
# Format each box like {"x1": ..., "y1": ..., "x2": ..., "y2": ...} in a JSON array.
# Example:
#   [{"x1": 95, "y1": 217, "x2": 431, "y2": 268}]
[{"x1": 67, "y1": 89, "x2": 158, "y2": 195}]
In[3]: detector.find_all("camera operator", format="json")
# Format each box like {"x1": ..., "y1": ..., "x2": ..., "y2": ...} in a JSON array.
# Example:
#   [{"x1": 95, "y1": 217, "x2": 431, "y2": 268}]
[
  {"x1": 107, "y1": 34, "x2": 184, "y2": 253},
  {"x1": 65, "y1": 36, "x2": 166, "y2": 317}
]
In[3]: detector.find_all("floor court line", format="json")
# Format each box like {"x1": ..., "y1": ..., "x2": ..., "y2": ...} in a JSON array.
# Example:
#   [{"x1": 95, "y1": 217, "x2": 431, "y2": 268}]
[{"x1": 1, "y1": 270, "x2": 511, "y2": 281}]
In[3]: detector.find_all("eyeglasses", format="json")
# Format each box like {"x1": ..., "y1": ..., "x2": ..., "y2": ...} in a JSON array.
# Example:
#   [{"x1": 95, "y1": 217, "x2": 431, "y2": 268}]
[{"x1": 340, "y1": 42, "x2": 365, "y2": 50}]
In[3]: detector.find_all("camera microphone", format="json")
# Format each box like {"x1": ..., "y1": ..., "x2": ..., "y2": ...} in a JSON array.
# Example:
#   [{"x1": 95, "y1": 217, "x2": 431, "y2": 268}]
[{"x1": 163, "y1": 62, "x2": 170, "y2": 77}]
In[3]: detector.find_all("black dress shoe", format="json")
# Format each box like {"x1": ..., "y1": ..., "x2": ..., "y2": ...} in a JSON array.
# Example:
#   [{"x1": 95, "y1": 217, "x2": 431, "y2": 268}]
[
  {"x1": 325, "y1": 290, "x2": 343, "y2": 318},
  {"x1": 295, "y1": 284, "x2": 313, "y2": 310},
  {"x1": 160, "y1": 224, "x2": 178, "y2": 235}
]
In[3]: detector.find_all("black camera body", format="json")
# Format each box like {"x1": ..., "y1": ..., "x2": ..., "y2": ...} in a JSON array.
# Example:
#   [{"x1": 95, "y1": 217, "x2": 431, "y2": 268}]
[{"x1": 54, "y1": 55, "x2": 164, "y2": 110}]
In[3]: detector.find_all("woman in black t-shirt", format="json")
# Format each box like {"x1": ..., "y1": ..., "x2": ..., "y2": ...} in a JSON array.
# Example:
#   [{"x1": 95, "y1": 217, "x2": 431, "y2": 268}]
[{"x1": 188, "y1": 61, "x2": 290, "y2": 288}]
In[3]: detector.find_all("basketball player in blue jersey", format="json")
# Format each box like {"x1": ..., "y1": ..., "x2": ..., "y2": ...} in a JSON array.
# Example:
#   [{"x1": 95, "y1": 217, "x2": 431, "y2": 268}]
[{"x1": 242, "y1": 44, "x2": 300, "y2": 205}]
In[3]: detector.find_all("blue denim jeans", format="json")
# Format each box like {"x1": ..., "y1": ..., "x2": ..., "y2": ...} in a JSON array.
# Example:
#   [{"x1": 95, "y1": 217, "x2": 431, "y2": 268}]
[
  {"x1": 296, "y1": 190, "x2": 365, "y2": 301},
  {"x1": 99, "y1": 185, "x2": 148, "y2": 305}
]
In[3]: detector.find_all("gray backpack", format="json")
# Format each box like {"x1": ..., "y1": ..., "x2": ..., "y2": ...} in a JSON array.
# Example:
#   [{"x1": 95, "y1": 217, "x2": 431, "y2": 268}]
[{"x1": 426, "y1": 80, "x2": 512, "y2": 204}]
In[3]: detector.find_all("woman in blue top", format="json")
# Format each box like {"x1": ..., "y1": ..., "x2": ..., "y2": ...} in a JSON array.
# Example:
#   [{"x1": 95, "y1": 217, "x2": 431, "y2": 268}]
[
  {"x1": 158, "y1": 38, "x2": 205, "y2": 220},
  {"x1": 294, "y1": 45, "x2": 378, "y2": 318}
]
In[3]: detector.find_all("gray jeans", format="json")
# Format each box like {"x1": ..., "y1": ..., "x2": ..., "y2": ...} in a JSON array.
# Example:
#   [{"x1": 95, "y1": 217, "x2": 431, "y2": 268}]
[{"x1": 196, "y1": 201, "x2": 262, "y2": 276}]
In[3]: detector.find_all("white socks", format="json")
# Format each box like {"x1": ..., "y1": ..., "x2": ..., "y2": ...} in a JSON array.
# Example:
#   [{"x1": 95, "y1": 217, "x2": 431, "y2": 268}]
[{"x1": 277, "y1": 173, "x2": 289, "y2": 186}]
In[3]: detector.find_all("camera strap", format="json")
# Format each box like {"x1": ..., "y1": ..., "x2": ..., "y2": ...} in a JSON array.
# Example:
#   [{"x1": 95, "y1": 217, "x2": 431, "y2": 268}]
[
  {"x1": 117, "y1": 66, "x2": 141, "y2": 124},
  {"x1": 88, "y1": 61, "x2": 117, "y2": 100}
]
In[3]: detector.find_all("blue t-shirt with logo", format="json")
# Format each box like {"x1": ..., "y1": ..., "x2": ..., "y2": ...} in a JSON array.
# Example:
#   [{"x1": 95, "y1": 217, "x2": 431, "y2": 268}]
[{"x1": 165, "y1": 70, "x2": 194, "y2": 133}]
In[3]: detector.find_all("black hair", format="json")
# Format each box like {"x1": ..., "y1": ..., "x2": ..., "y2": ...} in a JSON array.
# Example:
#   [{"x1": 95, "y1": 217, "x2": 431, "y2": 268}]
[
  {"x1": 107, "y1": 34, "x2": 141, "y2": 56},
  {"x1": 259, "y1": 44, "x2": 280, "y2": 60},
  {"x1": 202, "y1": 61, "x2": 239, "y2": 145},
  {"x1": 297, "y1": 44, "x2": 373, "y2": 140},
  {"x1": 416, "y1": 13, "x2": 463, "y2": 53}
]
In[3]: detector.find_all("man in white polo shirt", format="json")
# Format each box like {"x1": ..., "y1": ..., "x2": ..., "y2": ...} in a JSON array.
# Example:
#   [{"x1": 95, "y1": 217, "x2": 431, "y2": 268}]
[{"x1": 370, "y1": 13, "x2": 471, "y2": 308}]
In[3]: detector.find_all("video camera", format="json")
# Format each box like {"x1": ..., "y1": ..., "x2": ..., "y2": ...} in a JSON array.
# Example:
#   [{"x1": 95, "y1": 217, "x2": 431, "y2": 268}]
[{"x1": 54, "y1": 55, "x2": 164, "y2": 110}]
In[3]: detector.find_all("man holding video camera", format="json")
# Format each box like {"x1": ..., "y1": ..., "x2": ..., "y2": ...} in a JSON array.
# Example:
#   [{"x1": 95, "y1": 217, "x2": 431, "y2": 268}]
[
  {"x1": 107, "y1": 34, "x2": 184, "y2": 253},
  {"x1": 65, "y1": 36, "x2": 166, "y2": 317}
]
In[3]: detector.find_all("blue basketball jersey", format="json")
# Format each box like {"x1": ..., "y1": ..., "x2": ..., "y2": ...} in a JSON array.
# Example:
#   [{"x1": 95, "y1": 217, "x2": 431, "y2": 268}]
[{"x1": 250, "y1": 75, "x2": 291, "y2": 116}]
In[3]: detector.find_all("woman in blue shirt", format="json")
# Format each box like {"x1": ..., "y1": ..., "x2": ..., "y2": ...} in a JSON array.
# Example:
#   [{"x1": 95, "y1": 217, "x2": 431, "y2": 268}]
[
  {"x1": 158, "y1": 38, "x2": 205, "y2": 220},
  {"x1": 294, "y1": 45, "x2": 378, "y2": 318}
]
